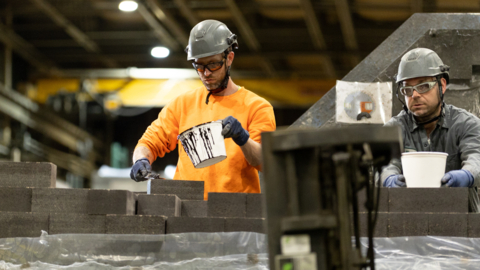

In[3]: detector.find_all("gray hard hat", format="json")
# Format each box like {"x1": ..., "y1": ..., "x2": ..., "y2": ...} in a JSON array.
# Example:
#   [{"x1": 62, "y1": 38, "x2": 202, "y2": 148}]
[
  {"x1": 396, "y1": 48, "x2": 450, "y2": 84},
  {"x1": 185, "y1": 20, "x2": 238, "y2": 61}
]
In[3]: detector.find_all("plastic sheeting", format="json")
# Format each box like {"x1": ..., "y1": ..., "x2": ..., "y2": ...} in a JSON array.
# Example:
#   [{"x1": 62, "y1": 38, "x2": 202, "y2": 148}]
[
  {"x1": 2, "y1": 232, "x2": 480, "y2": 269},
  {"x1": 0, "y1": 231, "x2": 268, "y2": 269}
]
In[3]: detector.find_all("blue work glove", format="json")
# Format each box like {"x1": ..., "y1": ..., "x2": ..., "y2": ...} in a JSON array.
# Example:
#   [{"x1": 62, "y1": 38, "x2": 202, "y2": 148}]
[
  {"x1": 130, "y1": 158, "x2": 151, "y2": 182},
  {"x1": 221, "y1": 116, "x2": 250, "y2": 146},
  {"x1": 383, "y1": 174, "x2": 407, "y2": 188},
  {"x1": 441, "y1": 169, "x2": 474, "y2": 187}
]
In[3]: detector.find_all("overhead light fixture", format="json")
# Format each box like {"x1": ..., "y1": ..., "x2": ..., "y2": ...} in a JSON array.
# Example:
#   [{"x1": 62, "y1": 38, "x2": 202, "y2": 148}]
[
  {"x1": 118, "y1": 1, "x2": 138, "y2": 12},
  {"x1": 128, "y1": 68, "x2": 198, "y2": 79},
  {"x1": 151, "y1": 46, "x2": 170, "y2": 58}
]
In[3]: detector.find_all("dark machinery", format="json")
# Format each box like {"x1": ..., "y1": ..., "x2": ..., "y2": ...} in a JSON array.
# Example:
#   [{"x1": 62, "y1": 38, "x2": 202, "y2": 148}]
[{"x1": 262, "y1": 125, "x2": 402, "y2": 270}]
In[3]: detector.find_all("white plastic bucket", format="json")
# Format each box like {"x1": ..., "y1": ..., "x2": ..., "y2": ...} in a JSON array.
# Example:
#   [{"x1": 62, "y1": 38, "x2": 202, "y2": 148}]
[
  {"x1": 179, "y1": 121, "x2": 227, "y2": 169},
  {"x1": 401, "y1": 152, "x2": 448, "y2": 187}
]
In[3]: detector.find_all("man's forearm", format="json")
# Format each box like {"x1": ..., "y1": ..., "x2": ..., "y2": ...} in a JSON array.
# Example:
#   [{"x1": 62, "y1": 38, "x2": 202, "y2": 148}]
[
  {"x1": 240, "y1": 138, "x2": 262, "y2": 167},
  {"x1": 133, "y1": 146, "x2": 154, "y2": 164}
]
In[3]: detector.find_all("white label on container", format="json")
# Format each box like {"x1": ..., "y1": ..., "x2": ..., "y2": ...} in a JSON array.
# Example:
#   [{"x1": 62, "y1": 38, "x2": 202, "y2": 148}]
[{"x1": 281, "y1": 234, "x2": 311, "y2": 255}]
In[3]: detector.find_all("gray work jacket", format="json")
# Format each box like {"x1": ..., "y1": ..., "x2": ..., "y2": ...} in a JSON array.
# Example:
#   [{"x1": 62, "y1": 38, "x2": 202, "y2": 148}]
[{"x1": 381, "y1": 104, "x2": 480, "y2": 212}]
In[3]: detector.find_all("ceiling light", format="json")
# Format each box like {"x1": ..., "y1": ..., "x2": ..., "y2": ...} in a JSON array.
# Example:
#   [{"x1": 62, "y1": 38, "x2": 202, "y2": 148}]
[
  {"x1": 118, "y1": 1, "x2": 138, "y2": 12},
  {"x1": 151, "y1": 46, "x2": 170, "y2": 58}
]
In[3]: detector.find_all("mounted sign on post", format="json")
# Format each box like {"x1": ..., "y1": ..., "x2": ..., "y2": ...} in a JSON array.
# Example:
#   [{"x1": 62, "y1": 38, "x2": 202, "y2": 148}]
[{"x1": 335, "y1": 80, "x2": 392, "y2": 124}]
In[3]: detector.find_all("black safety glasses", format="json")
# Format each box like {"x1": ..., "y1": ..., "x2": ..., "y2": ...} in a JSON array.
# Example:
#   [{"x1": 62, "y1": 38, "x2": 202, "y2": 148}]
[
  {"x1": 399, "y1": 81, "x2": 437, "y2": 97},
  {"x1": 192, "y1": 59, "x2": 225, "y2": 73}
]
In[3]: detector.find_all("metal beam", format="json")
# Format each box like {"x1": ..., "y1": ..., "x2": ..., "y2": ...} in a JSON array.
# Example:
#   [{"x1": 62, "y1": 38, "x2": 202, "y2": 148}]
[
  {"x1": 29, "y1": 0, "x2": 118, "y2": 68},
  {"x1": 0, "y1": 83, "x2": 104, "y2": 156},
  {"x1": 24, "y1": 134, "x2": 94, "y2": 179},
  {"x1": 334, "y1": 0, "x2": 360, "y2": 66},
  {"x1": 224, "y1": 0, "x2": 276, "y2": 77},
  {"x1": 173, "y1": 0, "x2": 200, "y2": 27},
  {"x1": 299, "y1": 0, "x2": 336, "y2": 78},
  {"x1": 300, "y1": 0, "x2": 326, "y2": 49},
  {"x1": 137, "y1": 3, "x2": 181, "y2": 51},
  {"x1": 224, "y1": 0, "x2": 259, "y2": 51},
  {"x1": 145, "y1": 0, "x2": 189, "y2": 46},
  {"x1": 0, "y1": 22, "x2": 61, "y2": 76}
]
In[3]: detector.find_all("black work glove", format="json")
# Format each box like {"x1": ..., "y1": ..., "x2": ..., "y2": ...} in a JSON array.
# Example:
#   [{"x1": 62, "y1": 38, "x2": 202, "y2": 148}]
[
  {"x1": 130, "y1": 158, "x2": 152, "y2": 182},
  {"x1": 221, "y1": 116, "x2": 250, "y2": 146}
]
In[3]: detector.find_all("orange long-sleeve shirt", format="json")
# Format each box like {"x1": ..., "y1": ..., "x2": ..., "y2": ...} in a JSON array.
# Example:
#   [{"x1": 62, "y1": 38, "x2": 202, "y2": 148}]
[{"x1": 136, "y1": 86, "x2": 276, "y2": 200}]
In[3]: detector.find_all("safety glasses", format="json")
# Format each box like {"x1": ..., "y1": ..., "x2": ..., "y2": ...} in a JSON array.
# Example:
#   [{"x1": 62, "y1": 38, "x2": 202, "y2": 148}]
[
  {"x1": 399, "y1": 81, "x2": 437, "y2": 97},
  {"x1": 192, "y1": 59, "x2": 225, "y2": 73}
]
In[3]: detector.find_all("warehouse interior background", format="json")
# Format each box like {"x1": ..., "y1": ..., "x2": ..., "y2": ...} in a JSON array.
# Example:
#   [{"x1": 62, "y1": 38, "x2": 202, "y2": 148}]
[{"x1": 0, "y1": 0, "x2": 477, "y2": 189}]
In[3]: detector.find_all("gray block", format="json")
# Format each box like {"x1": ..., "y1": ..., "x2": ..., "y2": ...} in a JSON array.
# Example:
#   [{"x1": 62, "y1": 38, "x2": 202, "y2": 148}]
[
  {"x1": 49, "y1": 213, "x2": 106, "y2": 234},
  {"x1": 389, "y1": 188, "x2": 468, "y2": 213},
  {"x1": 208, "y1": 193, "x2": 246, "y2": 218},
  {"x1": 356, "y1": 187, "x2": 388, "y2": 212},
  {"x1": 388, "y1": 213, "x2": 428, "y2": 237},
  {"x1": 137, "y1": 194, "x2": 181, "y2": 217},
  {"x1": 181, "y1": 200, "x2": 208, "y2": 217},
  {"x1": 106, "y1": 215, "x2": 166, "y2": 234},
  {"x1": 0, "y1": 162, "x2": 56, "y2": 188},
  {"x1": 134, "y1": 192, "x2": 147, "y2": 215},
  {"x1": 358, "y1": 212, "x2": 388, "y2": 237},
  {"x1": 468, "y1": 214, "x2": 480, "y2": 237},
  {"x1": 148, "y1": 179, "x2": 204, "y2": 200},
  {"x1": 246, "y1": 194, "x2": 264, "y2": 218},
  {"x1": 0, "y1": 187, "x2": 32, "y2": 212},
  {"x1": 32, "y1": 188, "x2": 89, "y2": 213},
  {"x1": 224, "y1": 218, "x2": 265, "y2": 233},
  {"x1": 0, "y1": 212, "x2": 48, "y2": 238},
  {"x1": 166, "y1": 217, "x2": 224, "y2": 234},
  {"x1": 428, "y1": 213, "x2": 468, "y2": 237},
  {"x1": 87, "y1": 189, "x2": 135, "y2": 215}
]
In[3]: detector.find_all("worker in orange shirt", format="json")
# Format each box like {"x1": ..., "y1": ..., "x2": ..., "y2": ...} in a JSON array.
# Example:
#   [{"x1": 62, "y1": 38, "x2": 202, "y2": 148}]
[{"x1": 129, "y1": 20, "x2": 276, "y2": 200}]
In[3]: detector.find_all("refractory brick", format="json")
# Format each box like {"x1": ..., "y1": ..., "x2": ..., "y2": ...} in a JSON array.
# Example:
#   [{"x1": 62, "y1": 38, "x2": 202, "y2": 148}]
[
  {"x1": 468, "y1": 214, "x2": 480, "y2": 237},
  {"x1": 0, "y1": 162, "x2": 56, "y2": 188},
  {"x1": 181, "y1": 200, "x2": 208, "y2": 217},
  {"x1": 356, "y1": 187, "x2": 388, "y2": 212},
  {"x1": 0, "y1": 187, "x2": 32, "y2": 212},
  {"x1": 0, "y1": 212, "x2": 49, "y2": 238},
  {"x1": 49, "y1": 213, "x2": 106, "y2": 234},
  {"x1": 428, "y1": 213, "x2": 468, "y2": 237},
  {"x1": 148, "y1": 179, "x2": 204, "y2": 200},
  {"x1": 137, "y1": 194, "x2": 181, "y2": 217},
  {"x1": 87, "y1": 189, "x2": 135, "y2": 215},
  {"x1": 358, "y1": 212, "x2": 388, "y2": 237},
  {"x1": 208, "y1": 193, "x2": 246, "y2": 218},
  {"x1": 32, "y1": 188, "x2": 89, "y2": 214},
  {"x1": 389, "y1": 188, "x2": 468, "y2": 213},
  {"x1": 166, "y1": 217, "x2": 224, "y2": 234},
  {"x1": 224, "y1": 218, "x2": 265, "y2": 233},
  {"x1": 246, "y1": 193, "x2": 264, "y2": 218},
  {"x1": 106, "y1": 215, "x2": 166, "y2": 234},
  {"x1": 388, "y1": 213, "x2": 428, "y2": 237}
]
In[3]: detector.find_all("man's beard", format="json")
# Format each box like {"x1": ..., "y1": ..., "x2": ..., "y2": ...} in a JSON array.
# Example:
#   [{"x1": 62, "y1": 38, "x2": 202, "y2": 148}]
[
  {"x1": 202, "y1": 79, "x2": 222, "y2": 91},
  {"x1": 412, "y1": 101, "x2": 442, "y2": 123}
]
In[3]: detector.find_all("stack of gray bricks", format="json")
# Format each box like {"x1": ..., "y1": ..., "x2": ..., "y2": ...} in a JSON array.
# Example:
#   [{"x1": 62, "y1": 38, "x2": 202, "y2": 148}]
[
  {"x1": 148, "y1": 179, "x2": 266, "y2": 234},
  {"x1": 6, "y1": 161, "x2": 474, "y2": 238},
  {"x1": 0, "y1": 163, "x2": 265, "y2": 238},
  {"x1": 355, "y1": 187, "x2": 476, "y2": 237}
]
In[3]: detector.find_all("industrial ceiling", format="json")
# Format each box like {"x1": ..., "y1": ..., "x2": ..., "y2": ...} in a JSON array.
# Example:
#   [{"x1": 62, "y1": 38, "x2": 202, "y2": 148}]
[{"x1": 5, "y1": 0, "x2": 474, "y2": 80}]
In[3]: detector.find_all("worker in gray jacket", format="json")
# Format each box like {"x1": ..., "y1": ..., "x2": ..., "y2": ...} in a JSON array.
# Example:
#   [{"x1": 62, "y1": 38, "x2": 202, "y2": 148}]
[{"x1": 381, "y1": 47, "x2": 480, "y2": 212}]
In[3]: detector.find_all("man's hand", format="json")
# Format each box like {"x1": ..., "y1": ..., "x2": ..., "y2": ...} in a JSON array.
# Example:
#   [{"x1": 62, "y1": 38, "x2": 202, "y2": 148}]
[
  {"x1": 441, "y1": 169, "x2": 474, "y2": 187},
  {"x1": 130, "y1": 158, "x2": 152, "y2": 182},
  {"x1": 384, "y1": 174, "x2": 407, "y2": 188},
  {"x1": 221, "y1": 116, "x2": 249, "y2": 146}
]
